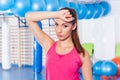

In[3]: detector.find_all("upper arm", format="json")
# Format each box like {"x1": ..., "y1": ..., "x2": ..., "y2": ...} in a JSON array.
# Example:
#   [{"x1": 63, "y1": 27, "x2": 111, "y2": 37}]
[
  {"x1": 80, "y1": 50, "x2": 93, "y2": 80},
  {"x1": 26, "y1": 19, "x2": 54, "y2": 53}
]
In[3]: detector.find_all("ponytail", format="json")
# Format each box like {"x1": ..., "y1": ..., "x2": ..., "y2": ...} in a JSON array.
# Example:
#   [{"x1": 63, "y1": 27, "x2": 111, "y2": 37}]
[{"x1": 72, "y1": 26, "x2": 85, "y2": 56}]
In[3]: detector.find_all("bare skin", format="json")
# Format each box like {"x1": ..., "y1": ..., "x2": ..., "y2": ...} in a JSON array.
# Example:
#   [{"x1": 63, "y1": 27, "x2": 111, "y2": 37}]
[{"x1": 25, "y1": 10, "x2": 92, "y2": 80}]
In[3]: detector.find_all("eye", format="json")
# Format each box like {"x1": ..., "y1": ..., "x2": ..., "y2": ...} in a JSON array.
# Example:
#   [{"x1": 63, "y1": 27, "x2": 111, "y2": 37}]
[{"x1": 63, "y1": 25, "x2": 68, "y2": 28}]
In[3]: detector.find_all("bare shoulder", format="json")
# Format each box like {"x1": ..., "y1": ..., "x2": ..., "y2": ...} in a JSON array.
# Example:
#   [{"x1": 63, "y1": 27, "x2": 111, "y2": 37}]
[
  {"x1": 79, "y1": 50, "x2": 93, "y2": 80},
  {"x1": 79, "y1": 50, "x2": 91, "y2": 64}
]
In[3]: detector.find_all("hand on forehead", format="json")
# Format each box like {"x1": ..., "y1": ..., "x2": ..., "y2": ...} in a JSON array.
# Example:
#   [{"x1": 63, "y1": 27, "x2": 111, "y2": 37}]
[
  {"x1": 54, "y1": 18, "x2": 72, "y2": 25},
  {"x1": 57, "y1": 9, "x2": 75, "y2": 22}
]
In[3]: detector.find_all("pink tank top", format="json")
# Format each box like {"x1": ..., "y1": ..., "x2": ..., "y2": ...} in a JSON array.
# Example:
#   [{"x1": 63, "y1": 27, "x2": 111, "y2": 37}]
[{"x1": 46, "y1": 42, "x2": 82, "y2": 80}]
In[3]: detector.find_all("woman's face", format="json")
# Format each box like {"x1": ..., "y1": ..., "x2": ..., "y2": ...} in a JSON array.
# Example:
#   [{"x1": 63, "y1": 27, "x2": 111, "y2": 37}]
[{"x1": 54, "y1": 19, "x2": 76, "y2": 41}]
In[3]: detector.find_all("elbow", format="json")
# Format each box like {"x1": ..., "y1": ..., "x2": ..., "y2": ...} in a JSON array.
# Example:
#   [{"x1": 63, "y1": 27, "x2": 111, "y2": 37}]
[
  {"x1": 25, "y1": 12, "x2": 34, "y2": 27},
  {"x1": 25, "y1": 12, "x2": 30, "y2": 21},
  {"x1": 25, "y1": 12, "x2": 34, "y2": 25}
]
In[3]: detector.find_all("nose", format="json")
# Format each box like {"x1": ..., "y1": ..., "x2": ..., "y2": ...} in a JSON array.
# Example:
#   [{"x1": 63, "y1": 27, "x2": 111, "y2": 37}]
[{"x1": 57, "y1": 26, "x2": 62, "y2": 33}]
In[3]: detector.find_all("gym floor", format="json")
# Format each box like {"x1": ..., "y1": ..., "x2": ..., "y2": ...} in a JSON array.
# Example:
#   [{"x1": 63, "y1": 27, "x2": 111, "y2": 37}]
[
  {"x1": 0, "y1": 64, "x2": 45, "y2": 80},
  {"x1": 1, "y1": 64, "x2": 120, "y2": 80}
]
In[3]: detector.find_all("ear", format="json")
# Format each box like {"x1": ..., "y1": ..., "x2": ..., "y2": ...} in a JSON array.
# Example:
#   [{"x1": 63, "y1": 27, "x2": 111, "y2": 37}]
[{"x1": 72, "y1": 23, "x2": 77, "y2": 30}]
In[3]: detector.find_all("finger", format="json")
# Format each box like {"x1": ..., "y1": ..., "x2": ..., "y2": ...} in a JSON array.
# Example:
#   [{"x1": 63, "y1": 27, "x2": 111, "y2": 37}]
[
  {"x1": 65, "y1": 11, "x2": 71, "y2": 15},
  {"x1": 62, "y1": 10, "x2": 69, "y2": 15},
  {"x1": 65, "y1": 14, "x2": 72, "y2": 17},
  {"x1": 64, "y1": 17, "x2": 75, "y2": 22},
  {"x1": 68, "y1": 17, "x2": 75, "y2": 21}
]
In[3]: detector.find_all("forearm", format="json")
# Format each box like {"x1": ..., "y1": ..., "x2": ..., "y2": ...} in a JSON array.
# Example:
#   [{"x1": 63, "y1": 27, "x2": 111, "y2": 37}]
[{"x1": 25, "y1": 11, "x2": 58, "y2": 21}]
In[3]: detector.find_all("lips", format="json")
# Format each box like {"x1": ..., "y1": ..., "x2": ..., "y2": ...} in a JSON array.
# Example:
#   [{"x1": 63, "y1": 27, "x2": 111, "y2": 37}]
[{"x1": 57, "y1": 34, "x2": 63, "y2": 37}]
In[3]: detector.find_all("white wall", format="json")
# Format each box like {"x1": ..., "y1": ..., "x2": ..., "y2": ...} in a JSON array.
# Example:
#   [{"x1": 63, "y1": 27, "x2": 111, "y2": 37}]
[
  {"x1": 109, "y1": 0, "x2": 120, "y2": 43},
  {"x1": 78, "y1": 0, "x2": 120, "y2": 61},
  {"x1": 78, "y1": 16, "x2": 116, "y2": 60},
  {"x1": 114, "y1": 15, "x2": 120, "y2": 44}
]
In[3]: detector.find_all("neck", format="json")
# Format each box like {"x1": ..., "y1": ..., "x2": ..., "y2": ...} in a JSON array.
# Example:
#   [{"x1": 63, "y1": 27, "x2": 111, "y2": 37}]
[{"x1": 58, "y1": 36, "x2": 74, "y2": 48}]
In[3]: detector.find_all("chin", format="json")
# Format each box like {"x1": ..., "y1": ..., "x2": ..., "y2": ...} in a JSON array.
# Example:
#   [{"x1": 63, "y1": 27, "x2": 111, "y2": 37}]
[
  {"x1": 57, "y1": 35, "x2": 71, "y2": 41},
  {"x1": 58, "y1": 37, "x2": 68, "y2": 41}
]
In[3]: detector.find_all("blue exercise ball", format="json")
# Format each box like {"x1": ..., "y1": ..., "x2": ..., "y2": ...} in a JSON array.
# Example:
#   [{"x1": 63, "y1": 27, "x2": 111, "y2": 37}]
[
  {"x1": 93, "y1": 3, "x2": 103, "y2": 19},
  {"x1": 68, "y1": 2, "x2": 79, "y2": 19},
  {"x1": 45, "y1": 0, "x2": 59, "y2": 11},
  {"x1": 33, "y1": 21, "x2": 43, "y2": 73},
  {"x1": 85, "y1": 4, "x2": 96, "y2": 19},
  {"x1": 93, "y1": 75, "x2": 101, "y2": 80},
  {"x1": 100, "y1": 1, "x2": 111, "y2": 16},
  {"x1": 0, "y1": 0, "x2": 14, "y2": 11},
  {"x1": 92, "y1": 60, "x2": 103, "y2": 75},
  {"x1": 58, "y1": 0, "x2": 69, "y2": 9},
  {"x1": 78, "y1": 4, "x2": 88, "y2": 19},
  {"x1": 31, "y1": 0, "x2": 46, "y2": 11},
  {"x1": 101, "y1": 61, "x2": 118, "y2": 76},
  {"x1": 11, "y1": 0, "x2": 30, "y2": 17}
]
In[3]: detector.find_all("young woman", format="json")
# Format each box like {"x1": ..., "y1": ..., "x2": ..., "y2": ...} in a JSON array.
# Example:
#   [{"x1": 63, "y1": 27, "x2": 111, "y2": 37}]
[{"x1": 25, "y1": 7, "x2": 92, "y2": 80}]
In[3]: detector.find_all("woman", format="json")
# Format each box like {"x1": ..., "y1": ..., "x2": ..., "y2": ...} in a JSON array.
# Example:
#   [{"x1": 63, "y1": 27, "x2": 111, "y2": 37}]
[{"x1": 25, "y1": 7, "x2": 92, "y2": 80}]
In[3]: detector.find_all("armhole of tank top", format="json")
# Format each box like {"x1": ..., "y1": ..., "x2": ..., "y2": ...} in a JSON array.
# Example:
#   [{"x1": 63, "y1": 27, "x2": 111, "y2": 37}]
[
  {"x1": 73, "y1": 48, "x2": 83, "y2": 67},
  {"x1": 46, "y1": 41, "x2": 57, "y2": 55},
  {"x1": 77, "y1": 52, "x2": 83, "y2": 67}
]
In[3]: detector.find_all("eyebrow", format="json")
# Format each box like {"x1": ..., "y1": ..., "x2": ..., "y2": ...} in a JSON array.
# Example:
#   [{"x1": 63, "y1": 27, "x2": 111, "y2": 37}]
[{"x1": 54, "y1": 20, "x2": 70, "y2": 25}]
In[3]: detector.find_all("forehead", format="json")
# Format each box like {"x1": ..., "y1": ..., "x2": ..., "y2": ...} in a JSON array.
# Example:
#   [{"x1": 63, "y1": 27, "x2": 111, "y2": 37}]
[{"x1": 54, "y1": 19, "x2": 71, "y2": 25}]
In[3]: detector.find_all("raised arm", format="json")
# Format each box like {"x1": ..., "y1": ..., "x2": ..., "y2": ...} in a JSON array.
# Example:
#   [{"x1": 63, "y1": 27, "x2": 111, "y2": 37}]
[
  {"x1": 25, "y1": 10, "x2": 74, "y2": 53},
  {"x1": 25, "y1": 12, "x2": 56, "y2": 53},
  {"x1": 81, "y1": 51, "x2": 93, "y2": 80}
]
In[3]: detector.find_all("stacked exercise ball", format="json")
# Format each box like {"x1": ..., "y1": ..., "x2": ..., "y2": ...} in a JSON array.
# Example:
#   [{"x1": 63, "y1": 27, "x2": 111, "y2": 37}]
[
  {"x1": 11, "y1": 0, "x2": 31, "y2": 17},
  {"x1": 0, "y1": 0, "x2": 111, "y2": 19},
  {"x1": 92, "y1": 60, "x2": 104, "y2": 75},
  {"x1": 93, "y1": 3, "x2": 103, "y2": 19},
  {"x1": 100, "y1": 61, "x2": 118, "y2": 76},
  {"x1": 31, "y1": 0, "x2": 46, "y2": 11},
  {"x1": 92, "y1": 57, "x2": 120, "y2": 79},
  {"x1": 0, "y1": 0, "x2": 14, "y2": 11}
]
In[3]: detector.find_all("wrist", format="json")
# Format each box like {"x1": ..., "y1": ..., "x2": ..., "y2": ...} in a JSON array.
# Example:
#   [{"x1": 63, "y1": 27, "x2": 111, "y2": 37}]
[{"x1": 53, "y1": 11, "x2": 59, "y2": 19}]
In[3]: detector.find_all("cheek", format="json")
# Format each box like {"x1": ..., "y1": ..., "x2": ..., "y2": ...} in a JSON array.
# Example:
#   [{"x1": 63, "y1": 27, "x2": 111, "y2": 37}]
[{"x1": 63, "y1": 28, "x2": 73, "y2": 36}]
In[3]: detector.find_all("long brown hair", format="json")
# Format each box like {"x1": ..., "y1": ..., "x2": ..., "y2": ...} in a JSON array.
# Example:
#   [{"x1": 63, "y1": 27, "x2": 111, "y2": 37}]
[{"x1": 60, "y1": 7, "x2": 85, "y2": 56}]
